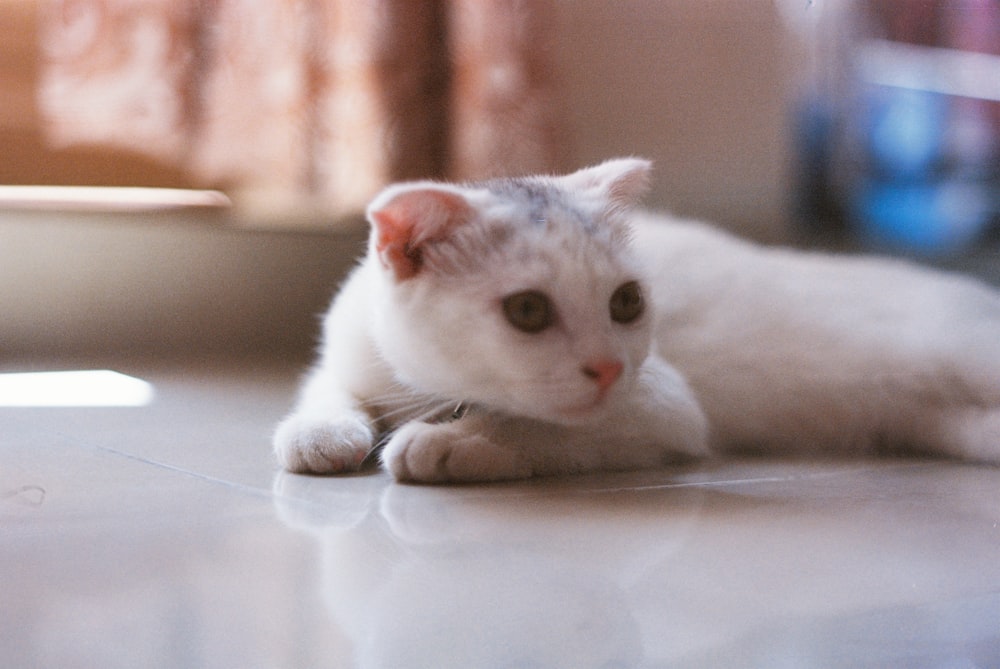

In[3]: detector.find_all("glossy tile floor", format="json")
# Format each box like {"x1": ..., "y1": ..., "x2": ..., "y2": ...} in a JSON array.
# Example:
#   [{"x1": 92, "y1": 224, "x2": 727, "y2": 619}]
[{"x1": 4, "y1": 358, "x2": 1000, "y2": 668}]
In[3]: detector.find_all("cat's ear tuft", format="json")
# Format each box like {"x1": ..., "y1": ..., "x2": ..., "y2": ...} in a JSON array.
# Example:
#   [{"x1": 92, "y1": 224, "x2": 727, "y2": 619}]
[
  {"x1": 366, "y1": 183, "x2": 474, "y2": 281},
  {"x1": 559, "y1": 157, "x2": 653, "y2": 211}
]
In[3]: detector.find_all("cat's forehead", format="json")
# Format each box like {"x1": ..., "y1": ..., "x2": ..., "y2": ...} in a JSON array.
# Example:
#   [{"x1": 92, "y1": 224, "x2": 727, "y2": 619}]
[
  {"x1": 419, "y1": 175, "x2": 636, "y2": 283},
  {"x1": 476, "y1": 206, "x2": 638, "y2": 291},
  {"x1": 475, "y1": 175, "x2": 627, "y2": 244}
]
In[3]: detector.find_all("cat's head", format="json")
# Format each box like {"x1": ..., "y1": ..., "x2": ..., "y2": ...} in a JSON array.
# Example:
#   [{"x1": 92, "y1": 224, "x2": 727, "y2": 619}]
[{"x1": 365, "y1": 158, "x2": 654, "y2": 425}]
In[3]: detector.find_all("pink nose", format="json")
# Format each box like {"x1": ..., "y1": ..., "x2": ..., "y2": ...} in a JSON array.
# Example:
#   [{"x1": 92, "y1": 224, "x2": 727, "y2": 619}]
[{"x1": 581, "y1": 359, "x2": 623, "y2": 391}]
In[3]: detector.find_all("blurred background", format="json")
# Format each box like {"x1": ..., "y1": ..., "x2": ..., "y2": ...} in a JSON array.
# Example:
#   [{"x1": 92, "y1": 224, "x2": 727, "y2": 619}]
[{"x1": 1, "y1": 0, "x2": 998, "y2": 361}]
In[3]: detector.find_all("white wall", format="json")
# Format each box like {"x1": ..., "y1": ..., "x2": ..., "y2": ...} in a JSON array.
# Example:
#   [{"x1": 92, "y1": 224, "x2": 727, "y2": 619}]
[
  {"x1": 554, "y1": 0, "x2": 801, "y2": 241},
  {"x1": 0, "y1": 212, "x2": 366, "y2": 359}
]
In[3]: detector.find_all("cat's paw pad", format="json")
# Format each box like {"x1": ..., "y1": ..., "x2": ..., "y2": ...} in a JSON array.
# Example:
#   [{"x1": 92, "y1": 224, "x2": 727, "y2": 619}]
[
  {"x1": 273, "y1": 414, "x2": 374, "y2": 474},
  {"x1": 382, "y1": 422, "x2": 530, "y2": 483}
]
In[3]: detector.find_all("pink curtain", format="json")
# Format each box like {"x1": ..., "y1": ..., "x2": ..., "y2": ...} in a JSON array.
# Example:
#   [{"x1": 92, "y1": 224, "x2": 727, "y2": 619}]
[{"x1": 39, "y1": 0, "x2": 566, "y2": 218}]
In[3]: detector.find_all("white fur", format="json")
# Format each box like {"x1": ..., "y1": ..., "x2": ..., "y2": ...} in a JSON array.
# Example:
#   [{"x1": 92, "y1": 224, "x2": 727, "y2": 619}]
[
  {"x1": 273, "y1": 159, "x2": 1000, "y2": 482},
  {"x1": 635, "y1": 213, "x2": 1000, "y2": 459}
]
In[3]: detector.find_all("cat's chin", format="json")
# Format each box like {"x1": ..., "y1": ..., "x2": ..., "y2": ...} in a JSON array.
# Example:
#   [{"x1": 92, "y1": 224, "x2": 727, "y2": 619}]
[
  {"x1": 549, "y1": 399, "x2": 614, "y2": 426},
  {"x1": 491, "y1": 399, "x2": 608, "y2": 427}
]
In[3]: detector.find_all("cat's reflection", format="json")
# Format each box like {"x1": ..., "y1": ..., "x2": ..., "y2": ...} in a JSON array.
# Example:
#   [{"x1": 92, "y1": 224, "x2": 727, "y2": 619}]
[
  {"x1": 273, "y1": 464, "x2": 1000, "y2": 668},
  {"x1": 272, "y1": 470, "x2": 707, "y2": 669}
]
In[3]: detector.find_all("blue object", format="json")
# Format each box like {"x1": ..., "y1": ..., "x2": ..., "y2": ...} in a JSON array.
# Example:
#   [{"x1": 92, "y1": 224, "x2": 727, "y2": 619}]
[
  {"x1": 864, "y1": 87, "x2": 946, "y2": 179},
  {"x1": 853, "y1": 179, "x2": 992, "y2": 256}
]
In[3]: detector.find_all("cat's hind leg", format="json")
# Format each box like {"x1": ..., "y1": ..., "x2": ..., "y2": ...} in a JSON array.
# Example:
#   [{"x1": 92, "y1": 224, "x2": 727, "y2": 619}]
[
  {"x1": 919, "y1": 349, "x2": 1000, "y2": 464},
  {"x1": 928, "y1": 406, "x2": 1000, "y2": 464},
  {"x1": 895, "y1": 368, "x2": 1000, "y2": 463}
]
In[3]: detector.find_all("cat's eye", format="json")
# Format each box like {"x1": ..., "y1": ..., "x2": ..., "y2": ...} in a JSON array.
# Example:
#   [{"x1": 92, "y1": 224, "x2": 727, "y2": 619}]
[
  {"x1": 609, "y1": 281, "x2": 644, "y2": 324},
  {"x1": 502, "y1": 290, "x2": 555, "y2": 333}
]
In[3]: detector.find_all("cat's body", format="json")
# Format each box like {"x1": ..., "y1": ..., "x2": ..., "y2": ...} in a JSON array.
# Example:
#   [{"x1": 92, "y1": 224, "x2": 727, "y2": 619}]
[
  {"x1": 274, "y1": 159, "x2": 1000, "y2": 482},
  {"x1": 640, "y1": 213, "x2": 1000, "y2": 461}
]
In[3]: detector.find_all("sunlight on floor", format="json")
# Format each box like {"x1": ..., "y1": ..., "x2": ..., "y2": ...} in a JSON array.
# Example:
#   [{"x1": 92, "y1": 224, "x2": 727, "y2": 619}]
[{"x1": 0, "y1": 370, "x2": 155, "y2": 407}]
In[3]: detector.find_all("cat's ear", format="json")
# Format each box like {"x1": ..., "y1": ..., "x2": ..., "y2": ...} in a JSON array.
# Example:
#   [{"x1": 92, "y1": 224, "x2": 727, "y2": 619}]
[
  {"x1": 558, "y1": 157, "x2": 653, "y2": 211},
  {"x1": 366, "y1": 182, "x2": 475, "y2": 281}
]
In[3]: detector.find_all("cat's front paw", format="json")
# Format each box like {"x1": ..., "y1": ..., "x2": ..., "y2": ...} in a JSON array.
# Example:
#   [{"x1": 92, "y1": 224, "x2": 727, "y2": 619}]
[
  {"x1": 382, "y1": 422, "x2": 531, "y2": 483},
  {"x1": 273, "y1": 413, "x2": 374, "y2": 474}
]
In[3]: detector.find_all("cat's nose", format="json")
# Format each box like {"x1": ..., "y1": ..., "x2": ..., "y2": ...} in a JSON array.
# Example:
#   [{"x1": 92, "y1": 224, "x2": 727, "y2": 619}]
[{"x1": 581, "y1": 359, "x2": 623, "y2": 391}]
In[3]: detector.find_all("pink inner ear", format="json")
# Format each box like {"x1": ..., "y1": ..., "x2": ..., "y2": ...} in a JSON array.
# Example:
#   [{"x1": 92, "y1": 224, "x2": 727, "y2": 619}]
[
  {"x1": 372, "y1": 207, "x2": 422, "y2": 280},
  {"x1": 605, "y1": 166, "x2": 651, "y2": 206},
  {"x1": 370, "y1": 188, "x2": 472, "y2": 281},
  {"x1": 561, "y1": 159, "x2": 652, "y2": 211}
]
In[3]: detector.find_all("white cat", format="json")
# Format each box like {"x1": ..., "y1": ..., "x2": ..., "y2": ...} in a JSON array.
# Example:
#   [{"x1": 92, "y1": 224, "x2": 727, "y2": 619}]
[{"x1": 273, "y1": 158, "x2": 1000, "y2": 482}]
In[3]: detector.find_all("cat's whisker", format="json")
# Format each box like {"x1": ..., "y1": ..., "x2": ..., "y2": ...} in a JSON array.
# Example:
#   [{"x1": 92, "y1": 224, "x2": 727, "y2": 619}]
[
  {"x1": 359, "y1": 397, "x2": 460, "y2": 469},
  {"x1": 364, "y1": 392, "x2": 456, "y2": 426}
]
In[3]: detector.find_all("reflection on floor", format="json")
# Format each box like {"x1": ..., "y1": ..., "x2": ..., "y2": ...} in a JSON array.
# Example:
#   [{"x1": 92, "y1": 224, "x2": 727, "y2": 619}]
[{"x1": 3, "y1": 359, "x2": 1000, "y2": 668}]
